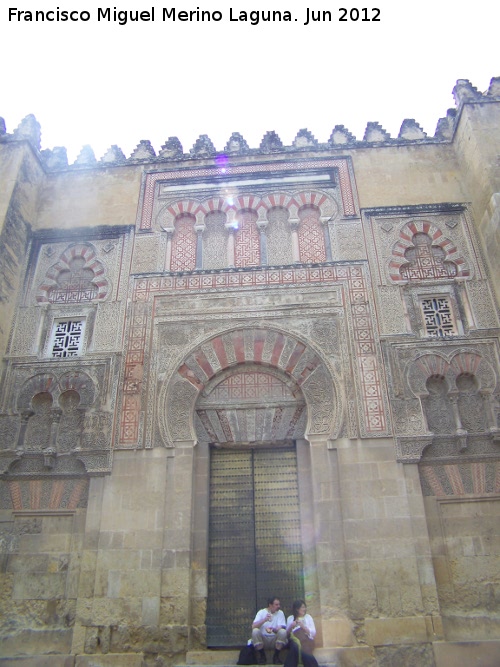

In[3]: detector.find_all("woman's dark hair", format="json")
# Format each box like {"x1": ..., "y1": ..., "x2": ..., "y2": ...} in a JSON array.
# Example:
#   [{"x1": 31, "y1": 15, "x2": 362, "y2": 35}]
[{"x1": 292, "y1": 599, "x2": 306, "y2": 619}]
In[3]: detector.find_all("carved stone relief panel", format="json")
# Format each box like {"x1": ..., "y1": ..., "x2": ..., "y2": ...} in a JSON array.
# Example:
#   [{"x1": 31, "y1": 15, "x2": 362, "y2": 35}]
[
  {"x1": 266, "y1": 207, "x2": 293, "y2": 266},
  {"x1": 331, "y1": 221, "x2": 365, "y2": 261},
  {"x1": 465, "y1": 279, "x2": 500, "y2": 329},
  {"x1": 377, "y1": 286, "x2": 407, "y2": 336},
  {"x1": 93, "y1": 301, "x2": 126, "y2": 351},
  {"x1": 195, "y1": 365, "x2": 306, "y2": 445},
  {"x1": 9, "y1": 307, "x2": 42, "y2": 357},
  {"x1": 203, "y1": 211, "x2": 228, "y2": 269},
  {"x1": 131, "y1": 233, "x2": 163, "y2": 274}
]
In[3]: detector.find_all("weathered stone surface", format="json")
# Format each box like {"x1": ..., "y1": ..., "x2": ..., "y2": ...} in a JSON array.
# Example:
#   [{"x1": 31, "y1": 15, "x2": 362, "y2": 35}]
[
  {"x1": 375, "y1": 643, "x2": 435, "y2": 667},
  {"x1": 433, "y1": 640, "x2": 500, "y2": 667}
]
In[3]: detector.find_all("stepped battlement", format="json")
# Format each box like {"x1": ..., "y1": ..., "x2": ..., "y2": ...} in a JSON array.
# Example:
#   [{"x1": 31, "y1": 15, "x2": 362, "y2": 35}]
[{"x1": 1, "y1": 77, "x2": 499, "y2": 171}]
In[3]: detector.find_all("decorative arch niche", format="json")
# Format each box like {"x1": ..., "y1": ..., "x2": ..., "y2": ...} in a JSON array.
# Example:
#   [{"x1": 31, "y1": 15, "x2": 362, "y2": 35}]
[
  {"x1": 37, "y1": 243, "x2": 109, "y2": 303},
  {"x1": 388, "y1": 220, "x2": 470, "y2": 282},
  {"x1": 158, "y1": 327, "x2": 342, "y2": 447}
]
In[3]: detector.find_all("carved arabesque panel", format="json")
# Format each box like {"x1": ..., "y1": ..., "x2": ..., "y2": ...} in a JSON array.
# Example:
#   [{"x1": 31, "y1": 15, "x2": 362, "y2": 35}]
[
  {"x1": 203, "y1": 211, "x2": 228, "y2": 269},
  {"x1": 266, "y1": 207, "x2": 293, "y2": 266}
]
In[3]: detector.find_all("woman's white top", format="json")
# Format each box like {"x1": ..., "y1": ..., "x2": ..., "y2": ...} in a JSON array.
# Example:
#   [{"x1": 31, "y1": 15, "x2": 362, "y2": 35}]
[{"x1": 286, "y1": 614, "x2": 316, "y2": 639}]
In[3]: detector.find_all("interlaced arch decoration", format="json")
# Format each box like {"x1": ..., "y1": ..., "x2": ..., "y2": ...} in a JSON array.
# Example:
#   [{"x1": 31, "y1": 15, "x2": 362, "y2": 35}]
[
  {"x1": 406, "y1": 350, "x2": 497, "y2": 441},
  {"x1": 407, "y1": 350, "x2": 496, "y2": 397},
  {"x1": 158, "y1": 327, "x2": 342, "y2": 447},
  {"x1": 37, "y1": 243, "x2": 109, "y2": 303},
  {"x1": 17, "y1": 370, "x2": 96, "y2": 412},
  {"x1": 388, "y1": 220, "x2": 470, "y2": 282}
]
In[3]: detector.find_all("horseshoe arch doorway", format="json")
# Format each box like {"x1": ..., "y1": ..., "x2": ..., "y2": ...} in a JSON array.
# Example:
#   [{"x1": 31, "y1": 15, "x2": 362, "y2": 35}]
[{"x1": 194, "y1": 365, "x2": 309, "y2": 647}]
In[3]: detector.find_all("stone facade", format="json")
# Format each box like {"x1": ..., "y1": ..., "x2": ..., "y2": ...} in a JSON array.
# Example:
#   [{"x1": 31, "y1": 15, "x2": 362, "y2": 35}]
[{"x1": 0, "y1": 78, "x2": 499, "y2": 667}]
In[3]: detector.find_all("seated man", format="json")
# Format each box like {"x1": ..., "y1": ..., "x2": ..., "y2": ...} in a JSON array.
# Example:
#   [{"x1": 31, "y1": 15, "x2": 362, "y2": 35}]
[{"x1": 251, "y1": 596, "x2": 288, "y2": 665}]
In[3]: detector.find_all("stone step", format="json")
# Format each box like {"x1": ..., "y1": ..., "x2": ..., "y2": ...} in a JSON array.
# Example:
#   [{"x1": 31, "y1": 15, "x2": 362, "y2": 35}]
[{"x1": 184, "y1": 647, "x2": 376, "y2": 667}]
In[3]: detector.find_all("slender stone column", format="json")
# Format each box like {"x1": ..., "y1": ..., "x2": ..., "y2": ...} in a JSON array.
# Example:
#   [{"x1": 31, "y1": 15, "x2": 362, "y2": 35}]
[
  {"x1": 49, "y1": 408, "x2": 62, "y2": 449},
  {"x1": 225, "y1": 224, "x2": 236, "y2": 267},
  {"x1": 290, "y1": 220, "x2": 301, "y2": 263},
  {"x1": 322, "y1": 218, "x2": 333, "y2": 261},
  {"x1": 448, "y1": 392, "x2": 467, "y2": 450},
  {"x1": 165, "y1": 228, "x2": 174, "y2": 271},
  {"x1": 256, "y1": 219, "x2": 268, "y2": 265},
  {"x1": 194, "y1": 224, "x2": 205, "y2": 269},
  {"x1": 15, "y1": 409, "x2": 34, "y2": 453}
]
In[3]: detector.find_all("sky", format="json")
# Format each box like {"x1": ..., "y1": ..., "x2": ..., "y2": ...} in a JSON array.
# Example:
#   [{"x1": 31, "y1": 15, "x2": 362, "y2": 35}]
[{"x1": 1, "y1": 1, "x2": 498, "y2": 163}]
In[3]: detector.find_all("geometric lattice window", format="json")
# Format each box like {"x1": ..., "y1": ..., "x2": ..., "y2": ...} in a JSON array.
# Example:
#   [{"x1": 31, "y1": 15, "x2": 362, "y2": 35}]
[
  {"x1": 421, "y1": 297, "x2": 456, "y2": 337},
  {"x1": 50, "y1": 319, "x2": 85, "y2": 358},
  {"x1": 401, "y1": 233, "x2": 457, "y2": 280},
  {"x1": 171, "y1": 214, "x2": 197, "y2": 271},
  {"x1": 235, "y1": 211, "x2": 260, "y2": 267},
  {"x1": 298, "y1": 206, "x2": 326, "y2": 263}
]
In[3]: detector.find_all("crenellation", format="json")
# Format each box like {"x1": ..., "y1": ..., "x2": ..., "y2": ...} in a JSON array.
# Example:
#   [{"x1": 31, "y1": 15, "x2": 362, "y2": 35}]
[
  {"x1": 398, "y1": 119, "x2": 427, "y2": 141},
  {"x1": 73, "y1": 144, "x2": 97, "y2": 166},
  {"x1": 363, "y1": 121, "x2": 391, "y2": 143},
  {"x1": 100, "y1": 144, "x2": 127, "y2": 164},
  {"x1": 129, "y1": 139, "x2": 156, "y2": 161},
  {"x1": 190, "y1": 134, "x2": 217, "y2": 157},
  {"x1": 452, "y1": 79, "x2": 483, "y2": 106},
  {"x1": 259, "y1": 130, "x2": 284, "y2": 152},
  {"x1": 293, "y1": 128, "x2": 318, "y2": 149},
  {"x1": 40, "y1": 146, "x2": 68, "y2": 169},
  {"x1": 487, "y1": 76, "x2": 500, "y2": 96},
  {"x1": 224, "y1": 131, "x2": 250, "y2": 154},
  {"x1": 2, "y1": 78, "x2": 500, "y2": 174},
  {"x1": 328, "y1": 124, "x2": 356, "y2": 145},
  {"x1": 12, "y1": 114, "x2": 42, "y2": 150},
  {"x1": 158, "y1": 135, "x2": 183, "y2": 158}
]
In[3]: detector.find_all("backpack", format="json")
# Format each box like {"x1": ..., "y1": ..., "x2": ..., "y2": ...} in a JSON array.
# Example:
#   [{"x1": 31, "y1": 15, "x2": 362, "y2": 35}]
[{"x1": 237, "y1": 644, "x2": 256, "y2": 665}]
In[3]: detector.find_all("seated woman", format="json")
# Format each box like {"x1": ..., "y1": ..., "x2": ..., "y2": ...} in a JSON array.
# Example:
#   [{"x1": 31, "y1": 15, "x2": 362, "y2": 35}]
[{"x1": 284, "y1": 600, "x2": 319, "y2": 667}]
